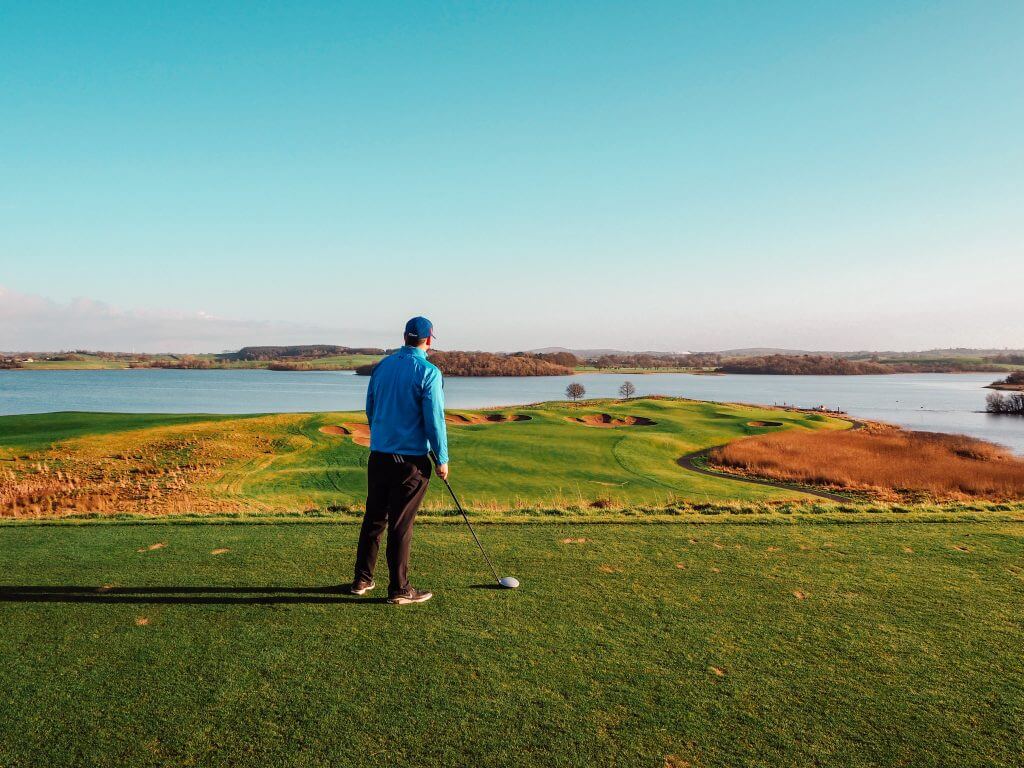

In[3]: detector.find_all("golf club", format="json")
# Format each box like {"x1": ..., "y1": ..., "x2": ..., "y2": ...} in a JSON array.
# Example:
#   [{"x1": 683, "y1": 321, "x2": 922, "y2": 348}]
[{"x1": 430, "y1": 452, "x2": 519, "y2": 589}]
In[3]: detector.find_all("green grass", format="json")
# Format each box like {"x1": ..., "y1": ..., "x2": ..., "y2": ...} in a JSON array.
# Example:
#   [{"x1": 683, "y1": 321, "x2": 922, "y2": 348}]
[
  {"x1": 21, "y1": 354, "x2": 135, "y2": 369},
  {"x1": 221, "y1": 399, "x2": 849, "y2": 508},
  {"x1": 18, "y1": 353, "x2": 383, "y2": 370},
  {"x1": 308, "y1": 353, "x2": 382, "y2": 368},
  {"x1": 0, "y1": 412, "x2": 249, "y2": 453},
  {"x1": 1, "y1": 520, "x2": 1021, "y2": 767},
  {"x1": 0, "y1": 399, "x2": 850, "y2": 512}
]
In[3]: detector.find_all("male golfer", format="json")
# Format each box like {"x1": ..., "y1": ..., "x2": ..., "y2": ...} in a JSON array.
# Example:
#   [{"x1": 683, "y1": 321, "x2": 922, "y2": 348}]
[{"x1": 347, "y1": 316, "x2": 448, "y2": 604}]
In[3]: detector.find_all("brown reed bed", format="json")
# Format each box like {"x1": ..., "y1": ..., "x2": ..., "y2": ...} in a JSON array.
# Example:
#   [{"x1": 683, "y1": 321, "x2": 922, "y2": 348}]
[{"x1": 708, "y1": 425, "x2": 1024, "y2": 501}]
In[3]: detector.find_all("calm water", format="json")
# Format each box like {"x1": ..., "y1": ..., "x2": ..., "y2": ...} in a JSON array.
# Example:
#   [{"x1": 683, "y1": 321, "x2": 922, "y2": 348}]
[{"x1": 1, "y1": 369, "x2": 1021, "y2": 453}]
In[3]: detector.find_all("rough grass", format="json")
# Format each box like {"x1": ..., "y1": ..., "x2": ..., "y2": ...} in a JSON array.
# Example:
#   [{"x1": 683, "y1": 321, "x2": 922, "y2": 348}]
[
  {"x1": 0, "y1": 399, "x2": 850, "y2": 518},
  {"x1": 1, "y1": 520, "x2": 1022, "y2": 767},
  {"x1": 709, "y1": 424, "x2": 1024, "y2": 501}
]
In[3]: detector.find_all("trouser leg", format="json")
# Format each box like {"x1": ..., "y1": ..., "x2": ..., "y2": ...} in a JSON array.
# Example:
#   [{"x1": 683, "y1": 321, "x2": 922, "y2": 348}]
[
  {"x1": 386, "y1": 455, "x2": 432, "y2": 594},
  {"x1": 354, "y1": 453, "x2": 389, "y2": 583}
]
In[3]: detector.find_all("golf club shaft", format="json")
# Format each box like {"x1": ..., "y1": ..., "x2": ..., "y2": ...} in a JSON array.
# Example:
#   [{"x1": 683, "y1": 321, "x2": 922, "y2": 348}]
[{"x1": 430, "y1": 452, "x2": 501, "y2": 583}]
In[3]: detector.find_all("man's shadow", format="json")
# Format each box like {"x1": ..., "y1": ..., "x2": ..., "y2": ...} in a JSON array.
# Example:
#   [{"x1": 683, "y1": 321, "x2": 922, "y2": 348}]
[{"x1": 0, "y1": 585, "x2": 386, "y2": 605}]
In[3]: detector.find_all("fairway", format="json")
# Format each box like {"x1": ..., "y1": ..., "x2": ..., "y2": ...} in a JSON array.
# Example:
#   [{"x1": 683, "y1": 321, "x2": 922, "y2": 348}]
[
  {"x1": 2, "y1": 520, "x2": 1022, "y2": 767},
  {"x1": 0, "y1": 398, "x2": 850, "y2": 517}
]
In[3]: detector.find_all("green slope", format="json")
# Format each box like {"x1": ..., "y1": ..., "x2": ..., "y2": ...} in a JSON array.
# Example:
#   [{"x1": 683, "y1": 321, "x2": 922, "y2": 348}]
[
  {"x1": 0, "y1": 412, "x2": 248, "y2": 453},
  {"x1": 0, "y1": 399, "x2": 849, "y2": 512},
  {"x1": 209, "y1": 399, "x2": 849, "y2": 508}
]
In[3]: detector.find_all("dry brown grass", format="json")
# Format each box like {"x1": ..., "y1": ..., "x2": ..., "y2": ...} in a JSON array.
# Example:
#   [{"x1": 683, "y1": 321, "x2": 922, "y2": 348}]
[
  {"x1": 709, "y1": 426, "x2": 1024, "y2": 501},
  {"x1": 0, "y1": 416, "x2": 302, "y2": 518}
]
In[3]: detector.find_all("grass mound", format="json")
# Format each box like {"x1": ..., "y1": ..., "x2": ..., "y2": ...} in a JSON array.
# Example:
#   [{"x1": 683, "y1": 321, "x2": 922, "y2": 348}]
[{"x1": 0, "y1": 399, "x2": 850, "y2": 517}]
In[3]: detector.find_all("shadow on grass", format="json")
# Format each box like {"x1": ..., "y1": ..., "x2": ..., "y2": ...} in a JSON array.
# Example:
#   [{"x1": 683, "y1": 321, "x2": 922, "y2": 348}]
[{"x1": 0, "y1": 585, "x2": 384, "y2": 605}]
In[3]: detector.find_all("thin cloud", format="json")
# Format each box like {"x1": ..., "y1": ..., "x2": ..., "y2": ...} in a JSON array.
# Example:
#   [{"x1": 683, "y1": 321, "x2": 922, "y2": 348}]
[{"x1": 0, "y1": 286, "x2": 386, "y2": 353}]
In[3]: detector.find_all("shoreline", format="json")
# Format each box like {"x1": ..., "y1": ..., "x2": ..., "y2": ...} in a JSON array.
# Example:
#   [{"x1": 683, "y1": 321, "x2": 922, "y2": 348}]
[{"x1": 2, "y1": 366, "x2": 1016, "y2": 377}]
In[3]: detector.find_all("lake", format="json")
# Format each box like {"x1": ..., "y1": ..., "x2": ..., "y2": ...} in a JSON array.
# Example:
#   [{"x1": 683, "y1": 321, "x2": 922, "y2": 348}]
[{"x1": 1, "y1": 369, "x2": 1021, "y2": 453}]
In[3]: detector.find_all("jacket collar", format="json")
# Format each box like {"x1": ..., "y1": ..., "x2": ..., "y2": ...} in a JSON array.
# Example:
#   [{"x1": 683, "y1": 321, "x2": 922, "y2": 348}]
[{"x1": 400, "y1": 345, "x2": 428, "y2": 360}]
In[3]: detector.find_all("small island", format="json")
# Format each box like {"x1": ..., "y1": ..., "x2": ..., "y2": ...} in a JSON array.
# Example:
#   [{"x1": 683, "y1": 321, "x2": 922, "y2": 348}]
[
  {"x1": 987, "y1": 372, "x2": 1024, "y2": 391},
  {"x1": 985, "y1": 372, "x2": 1024, "y2": 415}
]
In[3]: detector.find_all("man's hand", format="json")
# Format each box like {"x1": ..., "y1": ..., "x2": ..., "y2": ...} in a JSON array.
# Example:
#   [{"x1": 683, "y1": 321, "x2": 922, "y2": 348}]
[{"x1": 436, "y1": 463, "x2": 449, "y2": 481}]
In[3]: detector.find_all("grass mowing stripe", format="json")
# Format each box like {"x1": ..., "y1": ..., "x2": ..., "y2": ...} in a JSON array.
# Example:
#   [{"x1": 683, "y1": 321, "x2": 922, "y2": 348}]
[{"x1": 1, "y1": 521, "x2": 1021, "y2": 767}]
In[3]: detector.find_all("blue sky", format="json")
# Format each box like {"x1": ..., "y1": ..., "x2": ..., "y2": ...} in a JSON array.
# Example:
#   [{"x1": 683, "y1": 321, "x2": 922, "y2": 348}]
[{"x1": 1, "y1": 1, "x2": 1022, "y2": 352}]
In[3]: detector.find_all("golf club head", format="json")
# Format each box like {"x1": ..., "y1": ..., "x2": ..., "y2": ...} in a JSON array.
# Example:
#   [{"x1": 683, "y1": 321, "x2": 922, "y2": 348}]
[{"x1": 499, "y1": 576, "x2": 520, "y2": 589}]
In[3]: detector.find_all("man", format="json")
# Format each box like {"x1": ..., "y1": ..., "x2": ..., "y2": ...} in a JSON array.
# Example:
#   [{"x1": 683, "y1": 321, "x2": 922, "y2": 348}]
[{"x1": 347, "y1": 316, "x2": 449, "y2": 605}]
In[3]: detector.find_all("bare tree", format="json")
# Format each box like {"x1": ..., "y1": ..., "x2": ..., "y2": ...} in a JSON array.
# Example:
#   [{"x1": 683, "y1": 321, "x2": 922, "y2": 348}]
[
  {"x1": 987, "y1": 393, "x2": 1011, "y2": 417},
  {"x1": 986, "y1": 392, "x2": 1024, "y2": 414},
  {"x1": 618, "y1": 381, "x2": 636, "y2": 399},
  {"x1": 565, "y1": 382, "x2": 586, "y2": 403}
]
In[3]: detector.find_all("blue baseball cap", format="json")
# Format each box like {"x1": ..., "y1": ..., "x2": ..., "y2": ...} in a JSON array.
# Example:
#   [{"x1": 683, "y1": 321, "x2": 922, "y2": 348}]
[{"x1": 404, "y1": 316, "x2": 436, "y2": 341}]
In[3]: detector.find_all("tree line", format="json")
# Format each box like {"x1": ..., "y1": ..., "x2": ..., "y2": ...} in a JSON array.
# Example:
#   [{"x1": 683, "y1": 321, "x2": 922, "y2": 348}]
[
  {"x1": 718, "y1": 354, "x2": 1011, "y2": 375},
  {"x1": 133, "y1": 357, "x2": 217, "y2": 369},
  {"x1": 356, "y1": 351, "x2": 574, "y2": 377},
  {"x1": 218, "y1": 345, "x2": 385, "y2": 362},
  {"x1": 996, "y1": 372, "x2": 1024, "y2": 386},
  {"x1": 588, "y1": 353, "x2": 721, "y2": 369},
  {"x1": 719, "y1": 355, "x2": 894, "y2": 375}
]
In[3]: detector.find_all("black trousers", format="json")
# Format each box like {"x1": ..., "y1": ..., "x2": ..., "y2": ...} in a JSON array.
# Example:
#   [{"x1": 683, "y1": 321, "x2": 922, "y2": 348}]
[{"x1": 354, "y1": 451, "x2": 432, "y2": 593}]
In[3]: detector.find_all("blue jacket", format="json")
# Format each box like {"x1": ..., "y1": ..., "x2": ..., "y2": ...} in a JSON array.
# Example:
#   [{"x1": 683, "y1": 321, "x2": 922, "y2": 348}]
[{"x1": 365, "y1": 346, "x2": 449, "y2": 464}]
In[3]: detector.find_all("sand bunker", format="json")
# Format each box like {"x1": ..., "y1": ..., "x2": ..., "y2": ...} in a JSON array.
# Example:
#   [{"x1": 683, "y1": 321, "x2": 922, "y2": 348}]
[
  {"x1": 445, "y1": 413, "x2": 532, "y2": 425},
  {"x1": 319, "y1": 423, "x2": 371, "y2": 447},
  {"x1": 747, "y1": 420, "x2": 784, "y2": 427},
  {"x1": 566, "y1": 413, "x2": 656, "y2": 428}
]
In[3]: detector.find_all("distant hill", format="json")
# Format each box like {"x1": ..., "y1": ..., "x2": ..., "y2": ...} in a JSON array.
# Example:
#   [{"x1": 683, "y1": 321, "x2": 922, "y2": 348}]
[
  {"x1": 718, "y1": 354, "x2": 1012, "y2": 375},
  {"x1": 529, "y1": 347, "x2": 689, "y2": 357},
  {"x1": 357, "y1": 351, "x2": 573, "y2": 377},
  {"x1": 714, "y1": 347, "x2": 1024, "y2": 359},
  {"x1": 218, "y1": 345, "x2": 385, "y2": 361},
  {"x1": 712, "y1": 347, "x2": 839, "y2": 357}
]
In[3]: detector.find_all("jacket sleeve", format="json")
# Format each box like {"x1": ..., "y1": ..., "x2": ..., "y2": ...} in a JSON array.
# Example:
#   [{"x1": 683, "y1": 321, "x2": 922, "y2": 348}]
[
  {"x1": 421, "y1": 367, "x2": 448, "y2": 464},
  {"x1": 365, "y1": 369, "x2": 376, "y2": 426}
]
